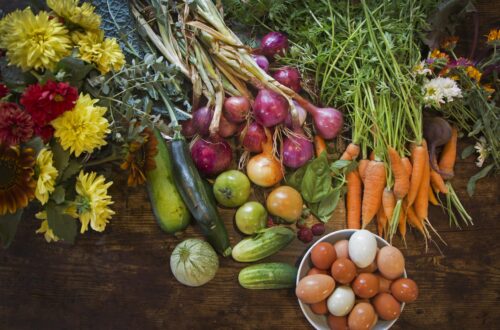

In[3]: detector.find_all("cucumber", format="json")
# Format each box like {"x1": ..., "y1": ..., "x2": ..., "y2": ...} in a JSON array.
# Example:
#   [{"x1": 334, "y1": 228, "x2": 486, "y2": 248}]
[
  {"x1": 238, "y1": 263, "x2": 297, "y2": 289},
  {"x1": 232, "y1": 226, "x2": 294, "y2": 262},
  {"x1": 169, "y1": 138, "x2": 232, "y2": 257},
  {"x1": 146, "y1": 129, "x2": 190, "y2": 234}
]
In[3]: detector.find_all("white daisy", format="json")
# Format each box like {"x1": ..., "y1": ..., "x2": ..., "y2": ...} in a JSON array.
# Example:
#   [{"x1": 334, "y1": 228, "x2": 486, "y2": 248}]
[
  {"x1": 474, "y1": 137, "x2": 489, "y2": 167},
  {"x1": 423, "y1": 77, "x2": 462, "y2": 107}
]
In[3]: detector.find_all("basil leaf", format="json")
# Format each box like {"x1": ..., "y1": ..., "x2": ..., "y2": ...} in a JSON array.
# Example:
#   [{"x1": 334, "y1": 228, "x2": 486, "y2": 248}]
[
  {"x1": 467, "y1": 164, "x2": 494, "y2": 196},
  {"x1": 310, "y1": 189, "x2": 341, "y2": 223},
  {"x1": 301, "y1": 152, "x2": 332, "y2": 203},
  {"x1": 286, "y1": 165, "x2": 308, "y2": 190}
]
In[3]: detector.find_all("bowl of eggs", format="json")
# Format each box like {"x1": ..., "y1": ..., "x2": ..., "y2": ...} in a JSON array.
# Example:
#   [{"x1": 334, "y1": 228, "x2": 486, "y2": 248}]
[{"x1": 296, "y1": 229, "x2": 419, "y2": 330}]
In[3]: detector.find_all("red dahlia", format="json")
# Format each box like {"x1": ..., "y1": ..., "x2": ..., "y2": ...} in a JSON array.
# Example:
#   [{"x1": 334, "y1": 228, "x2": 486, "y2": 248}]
[
  {"x1": 20, "y1": 80, "x2": 78, "y2": 126},
  {"x1": 0, "y1": 102, "x2": 34, "y2": 146},
  {"x1": 0, "y1": 84, "x2": 8, "y2": 98}
]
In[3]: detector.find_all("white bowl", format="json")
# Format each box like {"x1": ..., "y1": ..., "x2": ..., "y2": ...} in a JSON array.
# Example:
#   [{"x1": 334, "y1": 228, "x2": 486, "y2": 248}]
[{"x1": 297, "y1": 229, "x2": 406, "y2": 330}]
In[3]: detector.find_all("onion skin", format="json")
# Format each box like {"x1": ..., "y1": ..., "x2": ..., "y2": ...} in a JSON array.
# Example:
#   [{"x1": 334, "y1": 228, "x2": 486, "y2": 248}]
[
  {"x1": 181, "y1": 119, "x2": 196, "y2": 138},
  {"x1": 310, "y1": 107, "x2": 344, "y2": 140},
  {"x1": 218, "y1": 114, "x2": 239, "y2": 138},
  {"x1": 191, "y1": 137, "x2": 232, "y2": 177},
  {"x1": 284, "y1": 101, "x2": 307, "y2": 129},
  {"x1": 253, "y1": 89, "x2": 289, "y2": 127},
  {"x1": 273, "y1": 67, "x2": 301, "y2": 93},
  {"x1": 192, "y1": 106, "x2": 213, "y2": 137},
  {"x1": 252, "y1": 54, "x2": 270, "y2": 72},
  {"x1": 246, "y1": 129, "x2": 283, "y2": 187},
  {"x1": 241, "y1": 122, "x2": 266, "y2": 153},
  {"x1": 283, "y1": 129, "x2": 314, "y2": 169},
  {"x1": 223, "y1": 96, "x2": 251, "y2": 123},
  {"x1": 423, "y1": 116, "x2": 452, "y2": 171},
  {"x1": 260, "y1": 32, "x2": 289, "y2": 58}
]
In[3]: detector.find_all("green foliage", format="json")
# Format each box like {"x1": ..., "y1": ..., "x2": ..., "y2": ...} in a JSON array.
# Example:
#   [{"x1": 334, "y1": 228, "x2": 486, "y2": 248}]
[
  {"x1": 0, "y1": 209, "x2": 23, "y2": 248},
  {"x1": 46, "y1": 202, "x2": 78, "y2": 244},
  {"x1": 301, "y1": 152, "x2": 332, "y2": 203}
]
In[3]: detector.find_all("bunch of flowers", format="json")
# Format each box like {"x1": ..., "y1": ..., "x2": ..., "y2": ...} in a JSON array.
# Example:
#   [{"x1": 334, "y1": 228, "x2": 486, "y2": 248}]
[
  {"x1": 0, "y1": 0, "x2": 129, "y2": 247},
  {"x1": 413, "y1": 29, "x2": 499, "y2": 194}
]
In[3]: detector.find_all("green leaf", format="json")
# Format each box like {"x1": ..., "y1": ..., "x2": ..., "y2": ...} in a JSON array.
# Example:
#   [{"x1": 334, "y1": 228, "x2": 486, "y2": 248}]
[
  {"x1": 51, "y1": 186, "x2": 66, "y2": 204},
  {"x1": 60, "y1": 160, "x2": 82, "y2": 182},
  {"x1": 285, "y1": 165, "x2": 307, "y2": 190},
  {"x1": 330, "y1": 159, "x2": 351, "y2": 171},
  {"x1": 467, "y1": 164, "x2": 494, "y2": 196},
  {"x1": 24, "y1": 137, "x2": 45, "y2": 155},
  {"x1": 301, "y1": 152, "x2": 332, "y2": 203},
  {"x1": 310, "y1": 188, "x2": 341, "y2": 223},
  {"x1": 0, "y1": 209, "x2": 23, "y2": 248},
  {"x1": 50, "y1": 140, "x2": 70, "y2": 177},
  {"x1": 46, "y1": 202, "x2": 77, "y2": 244},
  {"x1": 55, "y1": 57, "x2": 95, "y2": 87},
  {"x1": 461, "y1": 145, "x2": 475, "y2": 159}
]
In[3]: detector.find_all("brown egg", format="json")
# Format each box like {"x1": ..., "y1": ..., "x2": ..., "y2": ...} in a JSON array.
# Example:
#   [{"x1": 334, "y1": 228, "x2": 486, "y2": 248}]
[
  {"x1": 377, "y1": 246, "x2": 405, "y2": 280},
  {"x1": 372, "y1": 293, "x2": 401, "y2": 321},
  {"x1": 348, "y1": 302, "x2": 376, "y2": 330},
  {"x1": 331, "y1": 258, "x2": 357, "y2": 284},
  {"x1": 334, "y1": 240, "x2": 350, "y2": 259},
  {"x1": 356, "y1": 260, "x2": 378, "y2": 273},
  {"x1": 296, "y1": 274, "x2": 336, "y2": 304},
  {"x1": 352, "y1": 273, "x2": 379, "y2": 298},
  {"x1": 327, "y1": 314, "x2": 348, "y2": 330},
  {"x1": 391, "y1": 278, "x2": 419, "y2": 303},
  {"x1": 311, "y1": 242, "x2": 337, "y2": 270},
  {"x1": 375, "y1": 274, "x2": 393, "y2": 293},
  {"x1": 308, "y1": 267, "x2": 329, "y2": 276},
  {"x1": 310, "y1": 299, "x2": 328, "y2": 315}
]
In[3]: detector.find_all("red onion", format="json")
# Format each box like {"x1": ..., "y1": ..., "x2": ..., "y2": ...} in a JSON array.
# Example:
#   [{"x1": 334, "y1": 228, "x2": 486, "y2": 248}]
[
  {"x1": 295, "y1": 98, "x2": 344, "y2": 140},
  {"x1": 218, "y1": 113, "x2": 239, "y2": 138},
  {"x1": 192, "y1": 106, "x2": 213, "y2": 137},
  {"x1": 273, "y1": 67, "x2": 301, "y2": 92},
  {"x1": 251, "y1": 54, "x2": 269, "y2": 72},
  {"x1": 241, "y1": 122, "x2": 266, "y2": 153},
  {"x1": 191, "y1": 137, "x2": 232, "y2": 176},
  {"x1": 253, "y1": 89, "x2": 288, "y2": 127},
  {"x1": 282, "y1": 128, "x2": 314, "y2": 169},
  {"x1": 223, "y1": 96, "x2": 250, "y2": 123},
  {"x1": 181, "y1": 119, "x2": 196, "y2": 138},
  {"x1": 284, "y1": 101, "x2": 307, "y2": 129},
  {"x1": 260, "y1": 32, "x2": 289, "y2": 59}
]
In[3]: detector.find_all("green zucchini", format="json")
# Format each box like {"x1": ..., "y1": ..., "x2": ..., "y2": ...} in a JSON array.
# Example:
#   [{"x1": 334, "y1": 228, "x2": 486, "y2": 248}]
[
  {"x1": 168, "y1": 138, "x2": 232, "y2": 257},
  {"x1": 232, "y1": 226, "x2": 294, "y2": 262},
  {"x1": 238, "y1": 263, "x2": 297, "y2": 289},
  {"x1": 146, "y1": 129, "x2": 190, "y2": 234}
]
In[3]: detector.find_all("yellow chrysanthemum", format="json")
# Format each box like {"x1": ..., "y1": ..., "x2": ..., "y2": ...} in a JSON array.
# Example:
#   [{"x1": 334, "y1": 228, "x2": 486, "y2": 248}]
[
  {"x1": 35, "y1": 211, "x2": 60, "y2": 243},
  {"x1": 75, "y1": 171, "x2": 114, "y2": 233},
  {"x1": 35, "y1": 149, "x2": 58, "y2": 205},
  {"x1": 486, "y1": 28, "x2": 500, "y2": 45},
  {"x1": 51, "y1": 93, "x2": 110, "y2": 157},
  {"x1": 76, "y1": 30, "x2": 125, "y2": 74},
  {"x1": 47, "y1": 0, "x2": 101, "y2": 31},
  {"x1": 466, "y1": 66, "x2": 482, "y2": 82},
  {"x1": 0, "y1": 9, "x2": 72, "y2": 71}
]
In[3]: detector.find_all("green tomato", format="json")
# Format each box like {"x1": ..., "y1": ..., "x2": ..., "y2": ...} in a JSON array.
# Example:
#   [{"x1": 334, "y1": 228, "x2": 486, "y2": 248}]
[
  {"x1": 235, "y1": 201, "x2": 267, "y2": 235},
  {"x1": 213, "y1": 170, "x2": 251, "y2": 207}
]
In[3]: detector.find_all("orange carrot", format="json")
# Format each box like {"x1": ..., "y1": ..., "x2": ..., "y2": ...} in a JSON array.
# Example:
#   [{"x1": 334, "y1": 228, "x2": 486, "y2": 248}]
[
  {"x1": 346, "y1": 170, "x2": 362, "y2": 229},
  {"x1": 428, "y1": 186, "x2": 439, "y2": 206},
  {"x1": 430, "y1": 169, "x2": 448, "y2": 194},
  {"x1": 407, "y1": 143, "x2": 427, "y2": 206},
  {"x1": 398, "y1": 204, "x2": 407, "y2": 238},
  {"x1": 314, "y1": 136, "x2": 327, "y2": 157},
  {"x1": 358, "y1": 159, "x2": 370, "y2": 183},
  {"x1": 382, "y1": 188, "x2": 396, "y2": 220},
  {"x1": 401, "y1": 157, "x2": 412, "y2": 180},
  {"x1": 388, "y1": 147, "x2": 410, "y2": 200},
  {"x1": 341, "y1": 143, "x2": 360, "y2": 161},
  {"x1": 407, "y1": 205, "x2": 425, "y2": 235},
  {"x1": 362, "y1": 160, "x2": 386, "y2": 227},
  {"x1": 414, "y1": 148, "x2": 430, "y2": 221},
  {"x1": 377, "y1": 201, "x2": 388, "y2": 237},
  {"x1": 438, "y1": 127, "x2": 458, "y2": 180}
]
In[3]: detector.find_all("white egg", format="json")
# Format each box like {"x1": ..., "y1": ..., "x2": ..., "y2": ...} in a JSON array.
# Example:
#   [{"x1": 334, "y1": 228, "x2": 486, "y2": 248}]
[
  {"x1": 327, "y1": 285, "x2": 355, "y2": 316},
  {"x1": 348, "y1": 229, "x2": 377, "y2": 268}
]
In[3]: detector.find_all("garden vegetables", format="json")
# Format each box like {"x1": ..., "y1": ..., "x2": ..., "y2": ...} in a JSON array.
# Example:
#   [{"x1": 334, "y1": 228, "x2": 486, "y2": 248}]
[
  {"x1": 232, "y1": 226, "x2": 294, "y2": 262},
  {"x1": 170, "y1": 239, "x2": 219, "y2": 287},
  {"x1": 238, "y1": 263, "x2": 297, "y2": 289}
]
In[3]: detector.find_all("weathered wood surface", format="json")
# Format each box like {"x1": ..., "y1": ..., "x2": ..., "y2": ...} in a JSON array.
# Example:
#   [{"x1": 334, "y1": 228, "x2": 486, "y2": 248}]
[{"x1": 0, "y1": 1, "x2": 499, "y2": 329}]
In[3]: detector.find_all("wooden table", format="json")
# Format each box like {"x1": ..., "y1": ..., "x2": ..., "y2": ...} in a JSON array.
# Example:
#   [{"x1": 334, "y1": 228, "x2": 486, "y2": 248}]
[{"x1": 1, "y1": 2, "x2": 499, "y2": 329}]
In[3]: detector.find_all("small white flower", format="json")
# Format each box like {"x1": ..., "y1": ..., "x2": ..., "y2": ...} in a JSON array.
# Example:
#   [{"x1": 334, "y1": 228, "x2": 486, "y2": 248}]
[
  {"x1": 474, "y1": 137, "x2": 489, "y2": 168},
  {"x1": 413, "y1": 60, "x2": 432, "y2": 76},
  {"x1": 423, "y1": 77, "x2": 462, "y2": 107}
]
